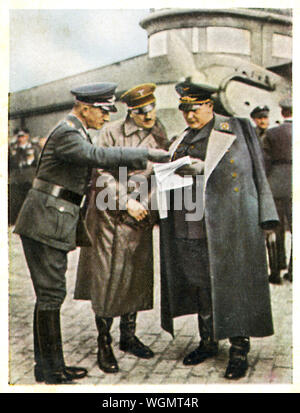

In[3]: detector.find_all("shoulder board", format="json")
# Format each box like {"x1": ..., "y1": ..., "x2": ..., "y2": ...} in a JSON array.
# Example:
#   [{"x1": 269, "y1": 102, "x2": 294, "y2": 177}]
[
  {"x1": 214, "y1": 114, "x2": 234, "y2": 134},
  {"x1": 64, "y1": 119, "x2": 77, "y2": 130}
]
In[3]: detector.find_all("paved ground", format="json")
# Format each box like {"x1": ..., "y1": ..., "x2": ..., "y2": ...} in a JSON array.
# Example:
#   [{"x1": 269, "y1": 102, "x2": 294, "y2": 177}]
[{"x1": 7, "y1": 226, "x2": 293, "y2": 390}]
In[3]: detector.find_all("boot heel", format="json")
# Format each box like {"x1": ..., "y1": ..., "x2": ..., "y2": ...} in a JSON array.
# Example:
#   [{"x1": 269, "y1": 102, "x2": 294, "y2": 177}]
[{"x1": 34, "y1": 364, "x2": 44, "y2": 382}]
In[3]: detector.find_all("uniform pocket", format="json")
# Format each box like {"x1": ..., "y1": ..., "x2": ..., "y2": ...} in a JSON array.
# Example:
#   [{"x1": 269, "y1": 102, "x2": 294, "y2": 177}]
[{"x1": 43, "y1": 197, "x2": 79, "y2": 242}]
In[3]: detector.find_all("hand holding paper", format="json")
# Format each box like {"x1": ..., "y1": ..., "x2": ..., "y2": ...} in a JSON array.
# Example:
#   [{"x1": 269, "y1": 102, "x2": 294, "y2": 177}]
[{"x1": 175, "y1": 157, "x2": 204, "y2": 177}]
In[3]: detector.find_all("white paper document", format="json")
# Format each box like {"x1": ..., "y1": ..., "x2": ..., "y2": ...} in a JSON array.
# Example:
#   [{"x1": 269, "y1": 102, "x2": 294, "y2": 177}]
[{"x1": 153, "y1": 156, "x2": 193, "y2": 219}]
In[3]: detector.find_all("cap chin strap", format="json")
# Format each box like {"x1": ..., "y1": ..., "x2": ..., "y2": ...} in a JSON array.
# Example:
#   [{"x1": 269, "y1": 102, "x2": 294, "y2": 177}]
[
  {"x1": 75, "y1": 95, "x2": 116, "y2": 108},
  {"x1": 180, "y1": 98, "x2": 212, "y2": 105}
]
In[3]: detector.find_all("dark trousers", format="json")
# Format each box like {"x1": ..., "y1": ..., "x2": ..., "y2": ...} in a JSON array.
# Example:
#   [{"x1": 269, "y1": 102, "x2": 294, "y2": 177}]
[
  {"x1": 275, "y1": 197, "x2": 292, "y2": 272},
  {"x1": 21, "y1": 236, "x2": 68, "y2": 310}
]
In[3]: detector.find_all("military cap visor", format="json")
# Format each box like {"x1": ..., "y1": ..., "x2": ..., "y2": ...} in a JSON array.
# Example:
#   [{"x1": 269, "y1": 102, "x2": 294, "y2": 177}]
[
  {"x1": 250, "y1": 105, "x2": 270, "y2": 118},
  {"x1": 179, "y1": 100, "x2": 213, "y2": 112},
  {"x1": 17, "y1": 130, "x2": 27, "y2": 137},
  {"x1": 131, "y1": 103, "x2": 156, "y2": 114},
  {"x1": 120, "y1": 83, "x2": 156, "y2": 110},
  {"x1": 71, "y1": 82, "x2": 118, "y2": 112}
]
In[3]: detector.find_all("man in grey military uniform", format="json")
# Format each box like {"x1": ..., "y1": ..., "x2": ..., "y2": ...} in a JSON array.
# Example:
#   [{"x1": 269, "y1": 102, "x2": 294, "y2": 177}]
[
  {"x1": 263, "y1": 97, "x2": 292, "y2": 283},
  {"x1": 13, "y1": 82, "x2": 169, "y2": 384},
  {"x1": 250, "y1": 105, "x2": 270, "y2": 146},
  {"x1": 8, "y1": 129, "x2": 41, "y2": 224}
]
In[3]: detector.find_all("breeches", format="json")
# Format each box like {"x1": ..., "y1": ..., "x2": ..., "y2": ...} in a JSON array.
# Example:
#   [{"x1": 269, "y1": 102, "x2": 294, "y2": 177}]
[{"x1": 21, "y1": 236, "x2": 68, "y2": 310}]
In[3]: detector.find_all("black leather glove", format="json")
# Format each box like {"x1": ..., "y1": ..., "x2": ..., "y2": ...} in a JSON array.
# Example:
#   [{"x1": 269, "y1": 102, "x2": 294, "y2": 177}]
[
  {"x1": 147, "y1": 148, "x2": 171, "y2": 163},
  {"x1": 175, "y1": 158, "x2": 204, "y2": 176}
]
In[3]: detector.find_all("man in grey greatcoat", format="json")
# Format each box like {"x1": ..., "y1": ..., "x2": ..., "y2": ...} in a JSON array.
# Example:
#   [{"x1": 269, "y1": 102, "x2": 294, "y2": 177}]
[
  {"x1": 13, "y1": 82, "x2": 170, "y2": 384},
  {"x1": 159, "y1": 81, "x2": 279, "y2": 380},
  {"x1": 263, "y1": 97, "x2": 292, "y2": 283},
  {"x1": 74, "y1": 83, "x2": 170, "y2": 374}
]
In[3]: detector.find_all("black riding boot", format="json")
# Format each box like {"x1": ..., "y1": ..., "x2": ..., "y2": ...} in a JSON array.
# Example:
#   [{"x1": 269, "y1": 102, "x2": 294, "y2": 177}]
[
  {"x1": 267, "y1": 236, "x2": 281, "y2": 284},
  {"x1": 224, "y1": 336, "x2": 250, "y2": 380},
  {"x1": 120, "y1": 312, "x2": 154, "y2": 358},
  {"x1": 33, "y1": 305, "x2": 43, "y2": 382},
  {"x1": 36, "y1": 309, "x2": 87, "y2": 384},
  {"x1": 95, "y1": 316, "x2": 119, "y2": 373},
  {"x1": 183, "y1": 313, "x2": 218, "y2": 365}
]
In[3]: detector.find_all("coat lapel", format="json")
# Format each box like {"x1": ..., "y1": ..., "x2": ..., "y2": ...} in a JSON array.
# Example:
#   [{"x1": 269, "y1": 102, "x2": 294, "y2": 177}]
[
  {"x1": 193, "y1": 126, "x2": 236, "y2": 220},
  {"x1": 204, "y1": 128, "x2": 236, "y2": 188},
  {"x1": 169, "y1": 130, "x2": 188, "y2": 158}
]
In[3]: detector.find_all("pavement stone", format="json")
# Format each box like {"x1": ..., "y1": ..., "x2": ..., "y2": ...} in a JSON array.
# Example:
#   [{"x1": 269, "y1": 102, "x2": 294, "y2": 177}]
[{"x1": 7, "y1": 226, "x2": 294, "y2": 389}]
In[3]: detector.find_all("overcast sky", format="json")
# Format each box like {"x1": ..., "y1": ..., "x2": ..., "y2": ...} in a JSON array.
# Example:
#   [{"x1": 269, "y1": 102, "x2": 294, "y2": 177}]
[{"x1": 9, "y1": 9, "x2": 150, "y2": 92}]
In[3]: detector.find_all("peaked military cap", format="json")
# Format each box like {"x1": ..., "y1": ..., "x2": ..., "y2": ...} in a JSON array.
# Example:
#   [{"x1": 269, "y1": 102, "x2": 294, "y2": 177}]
[
  {"x1": 71, "y1": 82, "x2": 118, "y2": 112},
  {"x1": 250, "y1": 105, "x2": 270, "y2": 119},
  {"x1": 279, "y1": 96, "x2": 292, "y2": 110},
  {"x1": 175, "y1": 81, "x2": 218, "y2": 111},
  {"x1": 120, "y1": 83, "x2": 156, "y2": 113},
  {"x1": 17, "y1": 129, "x2": 30, "y2": 137}
]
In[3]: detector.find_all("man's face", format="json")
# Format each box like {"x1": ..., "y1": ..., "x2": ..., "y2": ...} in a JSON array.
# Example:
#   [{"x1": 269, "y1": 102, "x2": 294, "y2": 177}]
[
  {"x1": 182, "y1": 103, "x2": 214, "y2": 129},
  {"x1": 253, "y1": 116, "x2": 269, "y2": 131},
  {"x1": 17, "y1": 134, "x2": 29, "y2": 146},
  {"x1": 130, "y1": 107, "x2": 156, "y2": 129},
  {"x1": 84, "y1": 106, "x2": 110, "y2": 130}
]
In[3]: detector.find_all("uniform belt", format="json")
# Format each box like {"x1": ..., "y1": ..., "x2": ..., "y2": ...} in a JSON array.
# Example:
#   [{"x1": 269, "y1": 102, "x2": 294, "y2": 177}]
[
  {"x1": 32, "y1": 178, "x2": 83, "y2": 206},
  {"x1": 272, "y1": 160, "x2": 292, "y2": 165}
]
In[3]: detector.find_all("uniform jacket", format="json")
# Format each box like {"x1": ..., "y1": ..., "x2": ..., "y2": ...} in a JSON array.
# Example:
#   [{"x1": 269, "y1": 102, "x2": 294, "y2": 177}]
[
  {"x1": 74, "y1": 117, "x2": 169, "y2": 317},
  {"x1": 14, "y1": 114, "x2": 149, "y2": 252},
  {"x1": 263, "y1": 120, "x2": 292, "y2": 199},
  {"x1": 160, "y1": 114, "x2": 279, "y2": 340},
  {"x1": 254, "y1": 126, "x2": 268, "y2": 148}
]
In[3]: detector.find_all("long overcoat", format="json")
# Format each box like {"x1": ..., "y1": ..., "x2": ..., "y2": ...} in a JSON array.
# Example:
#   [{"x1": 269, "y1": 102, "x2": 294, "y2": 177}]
[
  {"x1": 74, "y1": 117, "x2": 169, "y2": 317},
  {"x1": 160, "y1": 115, "x2": 279, "y2": 340}
]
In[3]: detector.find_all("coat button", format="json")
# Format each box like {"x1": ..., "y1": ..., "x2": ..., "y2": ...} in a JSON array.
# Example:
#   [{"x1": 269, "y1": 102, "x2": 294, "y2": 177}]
[
  {"x1": 233, "y1": 187, "x2": 239, "y2": 192},
  {"x1": 230, "y1": 159, "x2": 235, "y2": 164},
  {"x1": 59, "y1": 206, "x2": 65, "y2": 212},
  {"x1": 190, "y1": 145, "x2": 195, "y2": 149},
  {"x1": 232, "y1": 172, "x2": 237, "y2": 178}
]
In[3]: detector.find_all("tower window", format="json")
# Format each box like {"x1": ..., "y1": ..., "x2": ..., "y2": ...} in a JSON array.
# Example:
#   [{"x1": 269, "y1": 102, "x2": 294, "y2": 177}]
[
  {"x1": 207, "y1": 27, "x2": 250, "y2": 55},
  {"x1": 272, "y1": 33, "x2": 292, "y2": 59}
]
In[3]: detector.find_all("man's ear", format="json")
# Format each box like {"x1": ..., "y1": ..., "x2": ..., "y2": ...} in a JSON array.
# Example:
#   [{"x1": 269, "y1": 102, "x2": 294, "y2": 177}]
[{"x1": 80, "y1": 105, "x2": 89, "y2": 119}]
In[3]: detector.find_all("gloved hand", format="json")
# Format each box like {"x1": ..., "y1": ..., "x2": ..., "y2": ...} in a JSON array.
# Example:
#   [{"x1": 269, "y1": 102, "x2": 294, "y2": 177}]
[
  {"x1": 147, "y1": 148, "x2": 171, "y2": 163},
  {"x1": 175, "y1": 158, "x2": 204, "y2": 176}
]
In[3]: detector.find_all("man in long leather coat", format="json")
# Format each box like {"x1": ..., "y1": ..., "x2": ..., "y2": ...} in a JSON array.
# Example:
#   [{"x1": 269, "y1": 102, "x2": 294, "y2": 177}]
[
  {"x1": 74, "y1": 84, "x2": 170, "y2": 374},
  {"x1": 159, "y1": 81, "x2": 279, "y2": 380},
  {"x1": 13, "y1": 82, "x2": 170, "y2": 384}
]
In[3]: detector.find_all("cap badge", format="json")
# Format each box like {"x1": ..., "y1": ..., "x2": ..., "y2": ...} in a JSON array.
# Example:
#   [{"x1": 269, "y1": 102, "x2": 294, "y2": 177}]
[{"x1": 181, "y1": 96, "x2": 197, "y2": 102}]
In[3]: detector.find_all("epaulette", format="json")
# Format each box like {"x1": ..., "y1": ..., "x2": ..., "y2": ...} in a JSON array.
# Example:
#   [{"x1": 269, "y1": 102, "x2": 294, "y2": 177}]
[
  {"x1": 65, "y1": 119, "x2": 76, "y2": 129},
  {"x1": 64, "y1": 119, "x2": 88, "y2": 140},
  {"x1": 213, "y1": 115, "x2": 234, "y2": 134}
]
